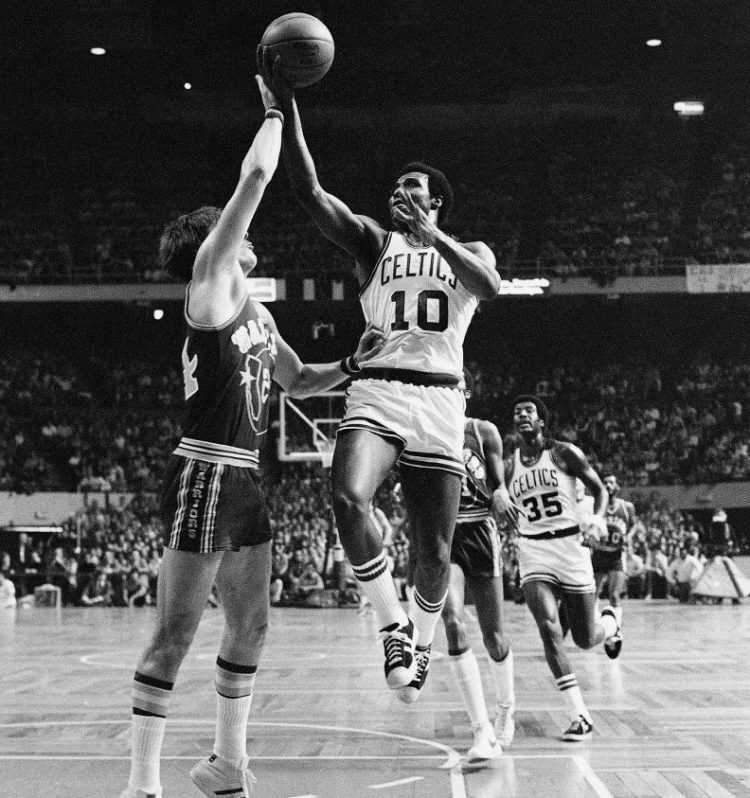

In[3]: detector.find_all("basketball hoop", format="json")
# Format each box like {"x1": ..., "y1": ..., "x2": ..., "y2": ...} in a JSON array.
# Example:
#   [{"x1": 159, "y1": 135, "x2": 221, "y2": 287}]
[{"x1": 314, "y1": 438, "x2": 335, "y2": 469}]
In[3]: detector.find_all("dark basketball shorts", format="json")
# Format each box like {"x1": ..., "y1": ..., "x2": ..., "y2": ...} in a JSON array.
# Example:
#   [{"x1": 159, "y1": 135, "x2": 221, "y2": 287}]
[
  {"x1": 591, "y1": 549, "x2": 625, "y2": 574},
  {"x1": 160, "y1": 455, "x2": 271, "y2": 553},
  {"x1": 450, "y1": 517, "x2": 501, "y2": 579}
]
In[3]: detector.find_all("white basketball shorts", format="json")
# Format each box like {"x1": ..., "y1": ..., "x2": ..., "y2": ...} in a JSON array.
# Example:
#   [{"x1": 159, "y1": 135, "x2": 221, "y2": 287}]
[
  {"x1": 337, "y1": 378, "x2": 465, "y2": 477},
  {"x1": 518, "y1": 534, "x2": 595, "y2": 594}
]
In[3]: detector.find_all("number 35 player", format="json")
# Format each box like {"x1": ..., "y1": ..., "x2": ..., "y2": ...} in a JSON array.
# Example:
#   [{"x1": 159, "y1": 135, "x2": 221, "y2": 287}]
[{"x1": 506, "y1": 395, "x2": 623, "y2": 742}]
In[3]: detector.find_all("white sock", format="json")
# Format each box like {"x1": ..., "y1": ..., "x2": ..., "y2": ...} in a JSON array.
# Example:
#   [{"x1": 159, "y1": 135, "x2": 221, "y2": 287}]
[
  {"x1": 129, "y1": 672, "x2": 172, "y2": 792},
  {"x1": 599, "y1": 611, "x2": 617, "y2": 639},
  {"x1": 556, "y1": 674, "x2": 590, "y2": 722},
  {"x1": 489, "y1": 649, "x2": 515, "y2": 709},
  {"x1": 411, "y1": 588, "x2": 447, "y2": 646},
  {"x1": 214, "y1": 693, "x2": 253, "y2": 767},
  {"x1": 449, "y1": 649, "x2": 491, "y2": 729},
  {"x1": 406, "y1": 585, "x2": 417, "y2": 618},
  {"x1": 214, "y1": 658, "x2": 256, "y2": 768},
  {"x1": 128, "y1": 715, "x2": 167, "y2": 792},
  {"x1": 351, "y1": 553, "x2": 408, "y2": 630}
]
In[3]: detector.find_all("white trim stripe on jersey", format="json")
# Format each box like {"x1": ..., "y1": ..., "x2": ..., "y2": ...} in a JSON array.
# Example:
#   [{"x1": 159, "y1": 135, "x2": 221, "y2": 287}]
[
  {"x1": 173, "y1": 437, "x2": 260, "y2": 469},
  {"x1": 357, "y1": 232, "x2": 393, "y2": 297}
]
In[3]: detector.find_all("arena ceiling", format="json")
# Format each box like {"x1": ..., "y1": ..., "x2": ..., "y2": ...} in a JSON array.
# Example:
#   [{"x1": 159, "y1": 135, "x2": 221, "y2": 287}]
[{"x1": 2, "y1": 0, "x2": 749, "y2": 109}]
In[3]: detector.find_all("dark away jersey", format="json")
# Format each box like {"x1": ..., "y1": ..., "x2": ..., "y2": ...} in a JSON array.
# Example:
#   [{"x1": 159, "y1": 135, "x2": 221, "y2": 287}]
[
  {"x1": 457, "y1": 418, "x2": 494, "y2": 523},
  {"x1": 173, "y1": 292, "x2": 277, "y2": 470}
]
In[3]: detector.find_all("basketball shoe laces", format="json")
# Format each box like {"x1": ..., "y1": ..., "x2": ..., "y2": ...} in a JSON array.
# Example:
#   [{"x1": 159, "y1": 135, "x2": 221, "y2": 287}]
[
  {"x1": 377, "y1": 627, "x2": 413, "y2": 668},
  {"x1": 412, "y1": 645, "x2": 430, "y2": 682}
]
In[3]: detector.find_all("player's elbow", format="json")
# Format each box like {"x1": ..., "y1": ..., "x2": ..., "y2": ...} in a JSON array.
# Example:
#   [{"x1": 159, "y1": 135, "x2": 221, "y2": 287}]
[
  {"x1": 243, "y1": 164, "x2": 275, "y2": 186},
  {"x1": 283, "y1": 370, "x2": 313, "y2": 399}
]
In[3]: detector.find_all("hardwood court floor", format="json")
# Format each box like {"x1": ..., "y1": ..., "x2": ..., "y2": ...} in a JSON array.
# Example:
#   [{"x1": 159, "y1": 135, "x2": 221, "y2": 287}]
[{"x1": 1, "y1": 599, "x2": 749, "y2": 798}]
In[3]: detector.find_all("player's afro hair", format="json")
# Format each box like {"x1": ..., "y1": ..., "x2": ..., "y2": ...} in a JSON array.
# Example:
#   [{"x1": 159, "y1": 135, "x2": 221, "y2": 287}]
[
  {"x1": 512, "y1": 394, "x2": 549, "y2": 426},
  {"x1": 398, "y1": 161, "x2": 454, "y2": 225}
]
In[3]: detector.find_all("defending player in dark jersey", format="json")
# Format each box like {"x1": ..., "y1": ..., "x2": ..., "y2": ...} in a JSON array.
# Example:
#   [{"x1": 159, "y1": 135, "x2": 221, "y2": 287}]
[
  {"x1": 440, "y1": 374, "x2": 519, "y2": 761},
  {"x1": 591, "y1": 475, "x2": 636, "y2": 614},
  {"x1": 507, "y1": 395, "x2": 622, "y2": 743},
  {"x1": 119, "y1": 77, "x2": 384, "y2": 798}
]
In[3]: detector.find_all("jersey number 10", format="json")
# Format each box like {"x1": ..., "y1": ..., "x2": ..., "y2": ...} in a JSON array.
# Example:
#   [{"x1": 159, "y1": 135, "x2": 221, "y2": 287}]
[{"x1": 391, "y1": 290, "x2": 448, "y2": 332}]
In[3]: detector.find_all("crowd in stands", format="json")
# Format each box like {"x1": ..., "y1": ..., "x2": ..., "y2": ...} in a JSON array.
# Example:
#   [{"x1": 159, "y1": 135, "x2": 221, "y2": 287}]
[
  {"x1": 3, "y1": 348, "x2": 750, "y2": 496},
  {"x1": 5, "y1": 115, "x2": 750, "y2": 286},
  {"x1": 1, "y1": 463, "x2": 741, "y2": 611}
]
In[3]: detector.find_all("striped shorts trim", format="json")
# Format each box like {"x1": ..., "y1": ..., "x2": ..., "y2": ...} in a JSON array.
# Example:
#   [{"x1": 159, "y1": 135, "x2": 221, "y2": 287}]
[
  {"x1": 400, "y1": 448, "x2": 465, "y2": 477},
  {"x1": 336, "y1": 415, "x2": 407, "y2": 447},
  {"x1": 169, "y1": 459, "x2": 224, "y2": 553}
]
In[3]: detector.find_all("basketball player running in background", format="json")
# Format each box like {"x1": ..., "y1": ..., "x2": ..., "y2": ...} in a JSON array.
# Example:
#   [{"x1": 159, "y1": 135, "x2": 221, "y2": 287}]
[
  {"x1": 590, "y1": 474, "x2": 634, "y2": 637},
  {"x1": 507, "y1": 396, "x2": 621, "y2": 742},
  {"x1": 439, "y1": 372, "x2": 518, "y2": 761},
  {"x1": 119, "y1": 77, "x2": 384, "y2": 798},
  {"x1": 258, "y1": 50, "x2": 501, "y2": 700}
]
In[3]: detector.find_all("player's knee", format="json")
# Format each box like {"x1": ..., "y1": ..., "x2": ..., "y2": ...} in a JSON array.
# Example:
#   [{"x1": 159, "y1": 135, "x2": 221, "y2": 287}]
[
  {"x1": 538, "y1": 617, "x2": 564, "y2": 649},
  {"x1": 571, "y1": 626, "x2": 598, "y2": 650},
  {"x1": 332, "y1": 484, "x2": 370, "y2": 527},
  {"x1": 148, "y1": 625, "x2": 195, "y2": 668},
  {"x1": 483, "y1": 631, "x2": 510, "y2": 662},
  {"x1": 417, "y1": 537, "x2": 450, "y2": 575}
]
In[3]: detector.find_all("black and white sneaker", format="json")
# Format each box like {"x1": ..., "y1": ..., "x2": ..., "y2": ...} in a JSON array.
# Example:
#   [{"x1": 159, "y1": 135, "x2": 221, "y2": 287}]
[
  {"x1": 397, "y1": 644, "x2": 431, "y2": 704},
  {"x1": 602, "y1": 606, "x2": 623, "y2": 660},
  {"x1": 376, "y1": 619, "x2": 418, "y2": 689},
  {"x1": 562, "y1": 715, "x2": 593, "y2": 742}
]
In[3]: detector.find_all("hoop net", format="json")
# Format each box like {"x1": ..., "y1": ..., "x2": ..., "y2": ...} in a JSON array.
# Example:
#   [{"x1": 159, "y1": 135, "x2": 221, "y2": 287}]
[{"x1": 314, "y1": 437, "x2": 335, "y2": 469}]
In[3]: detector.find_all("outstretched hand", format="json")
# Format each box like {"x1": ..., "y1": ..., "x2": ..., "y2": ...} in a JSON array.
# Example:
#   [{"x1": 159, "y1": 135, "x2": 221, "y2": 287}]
[
  {"x1": 256, "y1": 45, "x2": 295, "y2": 108},
  {"x1": 392, "y1": 190, "x2": 440, "y2": 246},
  {"x1": 492, "y1": 487, "x2": 524, "y2": 533},
  {"x1": 352, "y1": 325, "x2": 386, "y2": 368}
]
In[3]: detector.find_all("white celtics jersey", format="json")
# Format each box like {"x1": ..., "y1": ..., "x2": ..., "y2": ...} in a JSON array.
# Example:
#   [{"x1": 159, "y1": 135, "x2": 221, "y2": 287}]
[
  {"x1": 358, "y1": 231, "x2": 479, "y2": 377},
  {"x1": 510, "y1": 447, "x2": 580, "y2": 537}
]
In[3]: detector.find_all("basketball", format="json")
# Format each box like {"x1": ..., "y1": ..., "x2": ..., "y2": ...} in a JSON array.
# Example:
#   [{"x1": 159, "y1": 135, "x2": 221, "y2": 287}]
[{"x1": 260, "y1": 13, "x2": 335, "y2": 88}]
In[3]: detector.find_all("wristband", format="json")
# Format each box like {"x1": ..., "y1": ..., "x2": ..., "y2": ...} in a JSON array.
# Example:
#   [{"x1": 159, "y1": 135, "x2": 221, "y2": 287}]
[
  {"x1": 264, "y1": 107, "x2": 285, "y2": 124},
  {"x1": 340, "y1": 355, "x2": 361, "y2": 376}
]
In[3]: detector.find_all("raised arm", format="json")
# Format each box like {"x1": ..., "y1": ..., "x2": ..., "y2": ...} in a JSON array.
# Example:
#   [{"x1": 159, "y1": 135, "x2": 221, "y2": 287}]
[
  {"x1": 188, "y1": 81, "x2": 283, "y2": 325},
  {"x1": 256, "y1": 53, "x2": 384, "y2": 271},
  {"x1": 194, "y1": 85, "x2": 282, "y2": 284}
]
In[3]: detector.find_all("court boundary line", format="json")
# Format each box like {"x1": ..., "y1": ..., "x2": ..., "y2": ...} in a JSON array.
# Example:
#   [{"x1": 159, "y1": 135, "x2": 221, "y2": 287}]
[
  {"x1": 0, "y1": 718, "x2": 466, "y2": 796},
  {"x1": 572, "y1": 755, "x2": 614, "y2": 798}
]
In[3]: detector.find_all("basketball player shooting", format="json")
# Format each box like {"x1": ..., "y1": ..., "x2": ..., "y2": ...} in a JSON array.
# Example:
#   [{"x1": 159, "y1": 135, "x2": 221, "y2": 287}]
[{"x1": 257, "y1": 52, "x2": 501, "y2": 702}]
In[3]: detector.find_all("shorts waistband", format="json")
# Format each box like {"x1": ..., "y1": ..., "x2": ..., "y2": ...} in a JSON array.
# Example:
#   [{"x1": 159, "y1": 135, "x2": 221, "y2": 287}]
[
  {"x1": 356, "y1": 368, "x2": 460, "y2": 388},
  {"x1": 520, "y1": 525, "x2": 580, "y2": 541}
]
